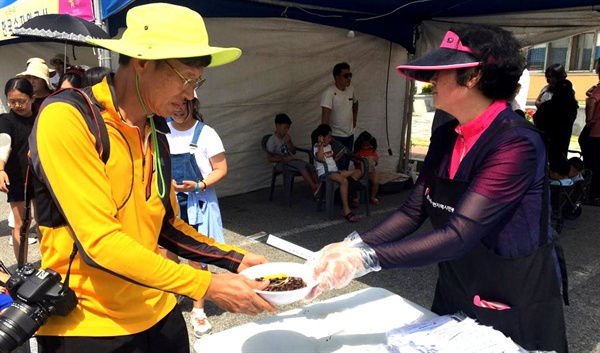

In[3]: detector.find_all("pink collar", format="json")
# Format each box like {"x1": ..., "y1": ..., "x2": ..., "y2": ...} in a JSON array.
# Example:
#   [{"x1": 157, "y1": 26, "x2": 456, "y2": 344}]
[
  {"x1": 454, "y1": 100, "x2": 506, "y2": 140},
  {"x1": 449, "y1": 100, "x2": 507, "y2": 178}
]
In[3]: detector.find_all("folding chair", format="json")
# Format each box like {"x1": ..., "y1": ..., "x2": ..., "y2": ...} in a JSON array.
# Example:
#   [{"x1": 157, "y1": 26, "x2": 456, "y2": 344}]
[
  {"x1": 261, "y1": 134, "x2": 313, "y2": 207},
  {"x1": 314, "y1": 140, "x2": 369, "y2": 219}
]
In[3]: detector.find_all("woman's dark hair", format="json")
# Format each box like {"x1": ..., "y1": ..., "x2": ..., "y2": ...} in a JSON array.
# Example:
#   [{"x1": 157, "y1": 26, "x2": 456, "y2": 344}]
[
  {"x1": 551, "y1": 79, "x2": 578, "y2": 110},
  {"x1": 58, "y1": 72, "x2": 83, "y2": 89},
  {"x1": 552, "y1": 79, "x2": 575, "y2": 99},
  {"x1": 451, "y1": 25, "x2": 525, "y2": 100},
  {"x1": 353, "y1": 131, "x2": 377, "y2": 153},
  {"x1": 568, "y1": 157, "x2": 584, "y2": 172},
  {"x1": 82, "y1": 66, "x2": 113, "y2": 87},
  {"x1": 190, "y1": 98, "x2": 203, "y2": 122},
  {"x1": 4, "y1": 77, "x2": 34, "y2": 97},
  {"x1": 545, "y1": 64, "x2": 567, "y2": 80},
  {"x1": 311, "y1": 124, "x2": 331, "y2": 145}
]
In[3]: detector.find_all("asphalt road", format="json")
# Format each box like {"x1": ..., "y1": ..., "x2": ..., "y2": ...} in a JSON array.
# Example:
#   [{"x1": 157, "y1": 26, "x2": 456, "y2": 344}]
[
  {"x1": 1, "y1": 179, "x2": 599, "y2": 352},
  {"x1": 1, "y1": 108, "x2": 595, "y2": 353}
]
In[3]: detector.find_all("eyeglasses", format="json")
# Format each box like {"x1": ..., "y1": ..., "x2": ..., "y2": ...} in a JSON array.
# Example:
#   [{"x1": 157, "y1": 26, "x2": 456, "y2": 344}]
[
  {"x1": 164, "y1": 61, "x2": 206, "y2": 91},
  {"x1": 343, "y1": 73, "x2": 353, "y2": 79},
  {"x1": 7, "y1": 99, "x2": 28, "y2": 107}
]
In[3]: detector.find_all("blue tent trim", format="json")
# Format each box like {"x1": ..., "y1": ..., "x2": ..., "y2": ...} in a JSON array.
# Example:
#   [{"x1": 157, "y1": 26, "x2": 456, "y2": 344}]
[
  {"x1": 100, "y1": 0, "x2": 135, "y2": 20},
  {"x1": 106, "y1": 0, "x2": 600, "y2": 52}
]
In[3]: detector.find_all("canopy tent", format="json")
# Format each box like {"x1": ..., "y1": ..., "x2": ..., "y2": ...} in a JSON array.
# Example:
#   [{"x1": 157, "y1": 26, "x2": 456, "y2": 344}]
[
  {"x1": 418, "y1": 6, "x2": 600, "y2": 57},
  {"x1": 105, "y1": 0, "x2": 600, "y2": 53},
  {"x1": 3, "y1": 1, "x2": 600, "y2": 197},
  {"x1": 102, "y1": 1, "x2": 600, "y2": 196}
]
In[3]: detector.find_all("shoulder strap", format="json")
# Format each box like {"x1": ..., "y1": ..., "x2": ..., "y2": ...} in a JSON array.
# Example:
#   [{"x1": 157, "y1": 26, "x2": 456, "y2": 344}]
[
  {"x1": 471, "y1": 119, "x2": 549, "y2": 245},
  {"x1": 24, "y1": 87, "x2": 110, "y2": 269},
  {"x1": 189, "y1": 121, "x2": 205, "y2": 152},
  {"x1": 41, "y1": 87, "x2": 110, "y2": 164},
  {"x1": 471, "y1": 119, "x2": 569, "y2": 304}
]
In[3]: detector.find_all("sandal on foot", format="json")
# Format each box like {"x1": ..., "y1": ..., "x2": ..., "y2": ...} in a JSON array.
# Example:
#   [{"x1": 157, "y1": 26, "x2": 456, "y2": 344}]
[
  {"x1": 341, "y1": 211, "x2": 358, "y2": 222},
  {"x1": 370, "y1": 198, "x2": 380, "y2": 205}
]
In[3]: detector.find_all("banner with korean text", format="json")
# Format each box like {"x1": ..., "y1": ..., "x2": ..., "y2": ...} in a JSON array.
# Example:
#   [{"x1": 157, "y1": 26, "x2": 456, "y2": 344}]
[{"x1": 0, "y1": 0, "x2": 93, "y2": 42}]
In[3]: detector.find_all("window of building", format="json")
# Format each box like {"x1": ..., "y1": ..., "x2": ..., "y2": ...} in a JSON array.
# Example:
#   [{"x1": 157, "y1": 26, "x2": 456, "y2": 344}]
[
  {"x1": 527, "y1": 45, "x2": 546, "y2": 71},
  {"x1": 571, "y1": 33, "x2": 595, "y2": 71},
  {"x1": 546, "y1": 38, "x2": 568, "y2": 70},
  {"x1": 527, "y1": 31, "x2": 598, "y2": 72}
]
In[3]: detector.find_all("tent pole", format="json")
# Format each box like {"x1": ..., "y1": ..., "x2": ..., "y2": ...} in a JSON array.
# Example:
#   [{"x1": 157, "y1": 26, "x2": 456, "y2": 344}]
[
  {"x1": 64, "y1": 41, "x2": 67, "y2": 73},
  {"x1": 93, "y1": 0, "x2": 112, "y2": 69},
  {"x1": 398, "y1": 24, "x2": 420, "y2": 174},
  {"x1": 398, "y1": 50, "x2": 414, "y2": 173}
]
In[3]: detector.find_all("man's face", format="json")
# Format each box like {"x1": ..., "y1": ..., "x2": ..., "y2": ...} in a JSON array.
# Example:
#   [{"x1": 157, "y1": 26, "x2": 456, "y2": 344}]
[
  {"x1": 335, "y1": 68, "x2": 352, "y2": 88},
  {"x1": 138, "y1": 60, "x2": 204, "y2": 119},
  {"x1": 275, "y1": 123, "x2": 290, "y2": 136},
  {"x1": 53, "y1": 61, "x2": 65, "y2": 76}
]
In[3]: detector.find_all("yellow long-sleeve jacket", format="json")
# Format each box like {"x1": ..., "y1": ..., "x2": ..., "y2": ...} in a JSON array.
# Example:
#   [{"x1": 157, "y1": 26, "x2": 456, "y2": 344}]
[{"x1": 28, "y1": 78, "x2": 247, "y2": 336}]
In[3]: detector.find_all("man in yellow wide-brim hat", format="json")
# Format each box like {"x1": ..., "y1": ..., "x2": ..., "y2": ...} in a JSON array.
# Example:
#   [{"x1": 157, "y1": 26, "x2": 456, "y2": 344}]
[{"x1": 28, "y1": 3, "x2": 276, "y2": 353}]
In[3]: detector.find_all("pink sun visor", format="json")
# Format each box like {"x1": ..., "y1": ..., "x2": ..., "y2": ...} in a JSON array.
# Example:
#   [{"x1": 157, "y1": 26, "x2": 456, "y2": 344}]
[{"x1": 396, "y1": 31, "x2": 480, "y2": 82}]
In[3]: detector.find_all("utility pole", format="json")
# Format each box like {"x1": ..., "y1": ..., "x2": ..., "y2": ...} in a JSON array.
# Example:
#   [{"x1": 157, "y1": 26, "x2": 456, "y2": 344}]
[{"x1": 92, "y1": 0, "x2": 112, "y2": 69}]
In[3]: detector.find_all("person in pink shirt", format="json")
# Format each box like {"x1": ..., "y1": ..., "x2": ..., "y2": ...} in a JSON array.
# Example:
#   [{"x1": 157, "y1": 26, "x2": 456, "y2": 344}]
[
  {"x1": 581, "y1": 58, "x2": 600, "y2": 205},
  {"x1": 353, "y1": 131, "x2": 380, "y2": 205}
]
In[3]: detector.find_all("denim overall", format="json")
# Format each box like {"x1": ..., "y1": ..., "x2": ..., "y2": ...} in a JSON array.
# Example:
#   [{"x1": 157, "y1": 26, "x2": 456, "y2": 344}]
[{"x1": 171, "y1": 122, "x2": 204, "y2": 224}]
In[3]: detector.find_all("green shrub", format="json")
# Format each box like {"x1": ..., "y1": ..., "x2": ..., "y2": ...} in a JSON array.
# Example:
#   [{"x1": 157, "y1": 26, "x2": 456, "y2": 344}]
[{"x1": 420, "y1": 83, "x2": 433, "y2": 95}]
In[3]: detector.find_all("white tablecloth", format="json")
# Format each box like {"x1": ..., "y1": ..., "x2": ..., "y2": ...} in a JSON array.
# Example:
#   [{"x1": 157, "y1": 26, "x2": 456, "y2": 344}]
[{"x1": 193, "y1": 287, "x2": 438, "y2": 353}]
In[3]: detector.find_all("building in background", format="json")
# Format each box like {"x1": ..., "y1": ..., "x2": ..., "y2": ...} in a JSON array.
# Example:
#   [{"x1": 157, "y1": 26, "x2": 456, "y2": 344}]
[{"x1": 527, "y1": 31, "x2": 600, "y2": 102}]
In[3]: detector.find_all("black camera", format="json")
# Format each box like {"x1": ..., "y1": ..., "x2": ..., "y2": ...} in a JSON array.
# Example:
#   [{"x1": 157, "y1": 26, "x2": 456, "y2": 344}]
[{"x1": 0, "y1": 263, "x2": 77, "y2": 353}]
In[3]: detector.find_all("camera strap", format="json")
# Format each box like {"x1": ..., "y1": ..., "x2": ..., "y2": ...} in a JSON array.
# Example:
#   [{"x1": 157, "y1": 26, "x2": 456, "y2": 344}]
[{"x1": 17, "y1": 166, "x2": 32, "y2": 268}]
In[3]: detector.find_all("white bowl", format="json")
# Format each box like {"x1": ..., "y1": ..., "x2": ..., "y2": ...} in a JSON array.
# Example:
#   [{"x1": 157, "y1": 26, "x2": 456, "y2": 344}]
[{"x1": 240, "y1": 262, "x2": 317, "y2": 306}]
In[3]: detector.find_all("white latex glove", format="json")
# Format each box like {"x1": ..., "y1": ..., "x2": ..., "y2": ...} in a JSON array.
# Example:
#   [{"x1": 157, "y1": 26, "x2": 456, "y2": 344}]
[{"x1": 306, "y1": 231, "x2": 381, "y2": 300}]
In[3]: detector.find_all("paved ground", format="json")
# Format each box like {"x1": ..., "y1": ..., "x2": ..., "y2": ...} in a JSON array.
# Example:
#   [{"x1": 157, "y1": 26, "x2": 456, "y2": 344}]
[{"x1": 2, "y1": 111, "x2": 599, "y2": 352}]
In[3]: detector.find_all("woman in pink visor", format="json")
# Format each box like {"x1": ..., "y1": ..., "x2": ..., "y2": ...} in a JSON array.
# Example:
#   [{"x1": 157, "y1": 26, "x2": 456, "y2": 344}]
[{"x1": 308, "y1": 25, "x2": 568, "y2": 352}]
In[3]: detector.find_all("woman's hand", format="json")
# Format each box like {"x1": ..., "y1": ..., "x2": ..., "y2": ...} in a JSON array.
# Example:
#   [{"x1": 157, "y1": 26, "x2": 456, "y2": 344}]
[
  {"x1": 586, "y1": 85, "x2": 597, "y2": 98},
  {"x1": 0, "y1": 171, "x2": 9, "y2": 193},
  {"x1": 172, "y1": 179, "x2": 199, "y2": 193},
  {"x1": 306, "y1": 232, "x2": 381, "y2": 300},
  {"x1": 307, "y1": 241, "x2": 366, "y2": 300}
]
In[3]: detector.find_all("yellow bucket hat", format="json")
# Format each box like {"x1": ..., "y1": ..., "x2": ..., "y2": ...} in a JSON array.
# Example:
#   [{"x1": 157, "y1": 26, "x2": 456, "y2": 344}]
[{"x1": 86, "y1": 3, "x2": 241, "y2": 67}]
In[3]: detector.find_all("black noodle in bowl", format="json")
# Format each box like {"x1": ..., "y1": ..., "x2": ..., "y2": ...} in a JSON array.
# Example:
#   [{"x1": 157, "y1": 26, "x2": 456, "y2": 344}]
[{"x1": 255, "y1": 276, "x2": 307, "y2": 292}]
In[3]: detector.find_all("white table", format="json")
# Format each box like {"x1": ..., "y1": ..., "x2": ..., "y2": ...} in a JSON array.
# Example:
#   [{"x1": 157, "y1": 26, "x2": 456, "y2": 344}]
[{"x1": 193, "y1": 287, "x2": 438, "y2": 353}]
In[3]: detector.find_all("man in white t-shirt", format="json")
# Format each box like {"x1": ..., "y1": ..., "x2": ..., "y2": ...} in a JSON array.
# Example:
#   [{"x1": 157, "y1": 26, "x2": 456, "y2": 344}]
[{"x1": 320, "y1": 62, "x2": 358, "y2": 170}]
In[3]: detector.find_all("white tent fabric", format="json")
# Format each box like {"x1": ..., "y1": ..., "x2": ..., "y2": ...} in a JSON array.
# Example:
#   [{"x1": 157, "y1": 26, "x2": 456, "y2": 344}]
[
  {"x1": 197, "y1": 18, "x2": 407, "y2": 197},
  {"x1": 418, "y1": 6, "x2": 600, "y2": 56},
  {"x1": 7, "y1": 7, "x2": 596, "y2": 198},
  {"x1": 0, "y1": 18, "x2": 407, "y2": 198}
]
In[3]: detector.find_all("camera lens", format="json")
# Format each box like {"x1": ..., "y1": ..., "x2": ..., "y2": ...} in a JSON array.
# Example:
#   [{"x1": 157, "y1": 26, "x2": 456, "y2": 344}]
[{"x1": 0, "y1": 303, "x2": 44, "y2": 353}]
